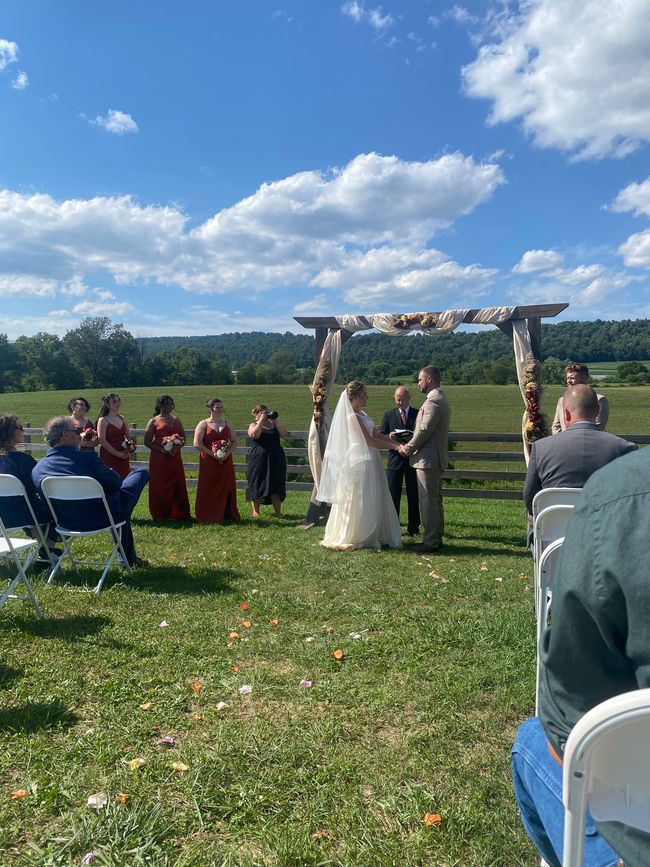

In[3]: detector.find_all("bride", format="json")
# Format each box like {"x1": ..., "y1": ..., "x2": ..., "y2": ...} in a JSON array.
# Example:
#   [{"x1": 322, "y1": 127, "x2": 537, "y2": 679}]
[{"x1": 318, "y1": 380, "x2": 402, "y2": 550}]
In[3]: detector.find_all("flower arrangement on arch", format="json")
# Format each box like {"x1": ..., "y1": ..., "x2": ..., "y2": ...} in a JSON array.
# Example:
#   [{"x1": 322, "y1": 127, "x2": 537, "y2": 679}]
[
  {"x1": 393, "y1": 312, "x2": 439, "y2": 330},
  {"x1": 211, "y1": 439, "x2": 232, "y2": 462},
  {"x1": 161, "y1": 433, "x2": 185, "y2": 456},
  {"x1": 522, "y1": 353, "x2": 550, "y2": 444}
]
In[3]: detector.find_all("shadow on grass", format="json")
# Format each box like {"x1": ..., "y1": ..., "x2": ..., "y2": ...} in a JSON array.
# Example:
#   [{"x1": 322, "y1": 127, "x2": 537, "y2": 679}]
[
  {"x1": 12, "y1": 613, "x2": 114, "y2": 640},
  {"x1": 125, "y1": 566, "x2": 237, "y2": 596},
  {"x1": 0, "y1": 699, "x2": 77, "y2": 733},
  {"x1": 0, "y1": 664, "x2": 23, "y2": 688}
]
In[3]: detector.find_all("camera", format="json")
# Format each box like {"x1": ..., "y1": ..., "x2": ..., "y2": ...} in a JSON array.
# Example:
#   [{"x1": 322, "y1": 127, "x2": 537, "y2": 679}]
[{"x1": 267, "y1": 410, "x2": 279, "y2": 420}]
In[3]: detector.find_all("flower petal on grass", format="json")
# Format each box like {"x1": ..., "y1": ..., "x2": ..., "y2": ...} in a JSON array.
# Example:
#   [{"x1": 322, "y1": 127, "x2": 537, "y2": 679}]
[
  {"x1": 270, "y1": 618, "x2": 279, "y2": 626},
  {"x1": 238, "y1": 684, "x2": 252, "y2": 696},
  {"x1": 298, "y1": 679, "x2": 313, "y2": 689},
  {"x1": 139, "y1": 702, "x2": 155, "y2": 711},
  {"x1": 126, "y1": 758, "x2": 146, "y2": 771},
  {"x1": 155, "y1": 736, "x2": 175, "y2": 747},
  {"x1": 11, "y1": 789, "x2": 27, "y2": 800},
  {"x1": 332, "y1": 649, "x2": 344, "y2": 661},
  {"x1": 159, "y1": 620, "x2": 170, "y2": 628},
  {"x1": 304, "y1": 636, "x2": 315, "y2": 643},
  {"x1": 241, "y1": 620, "x2": 252, "y2": 628},
  {"x1": 239, "y1": 602, "x2": 250, "y2": 611},
  {"x1": 81, "y1": 851, "x2": 100, "y2": 865},
  {"x1": 216, "y1": 701, "x2": 230, "y2": 711},
  {"x1": 115, "y1": 792, "x2": 129, "y2": 804},
  {"x1": 229, "y1": 631, "x2": 240, "y2": 639},
  {"x1": 171, "y1": 762, "x2": 189, "y2": 772},
  {"x1": 191, "y1": 682, "x2": 202, "y2": 694},
  {"x1": 423, "y1": 812, "x2": 442, "y2": 826},
  {"x1": 87, "y1": 792, "x2": 108, "y2": 809},
  {"x1": 230, "y1": 665, "x2": 240, "y2": 673}
]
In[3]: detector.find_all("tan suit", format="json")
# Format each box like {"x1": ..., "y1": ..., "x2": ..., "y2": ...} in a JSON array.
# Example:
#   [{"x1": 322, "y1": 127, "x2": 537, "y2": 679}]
[{"x1": 402, "y1": 389, "x2": 451, "y2": 547}]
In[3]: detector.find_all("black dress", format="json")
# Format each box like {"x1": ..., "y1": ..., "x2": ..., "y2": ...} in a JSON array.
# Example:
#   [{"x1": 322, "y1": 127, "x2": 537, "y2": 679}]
[{"x1": 246, "y1": 427, "x2": 286, "y2": 503}]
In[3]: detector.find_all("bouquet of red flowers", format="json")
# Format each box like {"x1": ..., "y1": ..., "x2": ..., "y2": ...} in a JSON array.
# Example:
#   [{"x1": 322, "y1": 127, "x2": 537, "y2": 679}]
[
  {"x1": 162, "y1": 433, "x2": 185, "y2": 456},
  {"x1": 211, "y1": 439, "x2": 232, "y2": 463},
  {"x1": 122, "y1": 437, "x2": 137, "y2": 454},
  {"x1": 79, "y1": 427, "x2": 96, "y2": 443}
]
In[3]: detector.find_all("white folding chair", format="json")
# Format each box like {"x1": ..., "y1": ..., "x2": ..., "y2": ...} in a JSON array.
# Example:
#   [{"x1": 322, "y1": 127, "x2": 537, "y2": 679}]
[
  {"x1": 0, "y1": 474, "x2": 57, "y2": 568},
  {"x1": 563, "y1": 688, "x2": 650, "y2": 867},
  {"x1": 41, "y1": 475, "x2": 132, "y2": 594},
  {"x1": 534, "y1": 536, "x2": 564, "y2": 714},
  {"x1": 0, "y1": 515, "x2": 42, "y2": 617},
  {"x1": 533, "y1": 505, "x2": 575, "y2": 602},
  {"x1": 532, "y1": 487, "x2": 583, "y2": 522}
]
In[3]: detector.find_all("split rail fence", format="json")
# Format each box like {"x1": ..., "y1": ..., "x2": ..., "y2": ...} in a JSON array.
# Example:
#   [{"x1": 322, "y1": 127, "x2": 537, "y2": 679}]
[{"x1": 20, "y1": 427, "x2": 650, "y2": 501}]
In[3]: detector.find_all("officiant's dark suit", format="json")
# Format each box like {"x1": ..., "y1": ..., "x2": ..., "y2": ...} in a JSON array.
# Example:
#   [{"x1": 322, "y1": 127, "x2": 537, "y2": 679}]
[{"x1": 380, "y1": 387, "x2": 420, "y2": 536}]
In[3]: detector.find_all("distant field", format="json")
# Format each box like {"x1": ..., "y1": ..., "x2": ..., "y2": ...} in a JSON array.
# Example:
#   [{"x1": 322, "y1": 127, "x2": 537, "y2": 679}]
[
  {"x1": 587, "y1": 361, "x2": 650, "y2": 375},
  {"x1": 2, "y1": 382, "x2": 648, "y2": 435}
]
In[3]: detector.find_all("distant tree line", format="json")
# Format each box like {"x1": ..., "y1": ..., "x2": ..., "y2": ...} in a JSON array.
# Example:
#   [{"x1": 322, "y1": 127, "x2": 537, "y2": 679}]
[{"x1": 1, "y1": 316, "x2": 650, "y2": 393}]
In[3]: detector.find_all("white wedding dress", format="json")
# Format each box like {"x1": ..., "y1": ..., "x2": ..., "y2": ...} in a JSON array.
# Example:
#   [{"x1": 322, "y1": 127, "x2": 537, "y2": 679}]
[{"x1": 317, "y1": 397, "x2": 401, "y2": 550}]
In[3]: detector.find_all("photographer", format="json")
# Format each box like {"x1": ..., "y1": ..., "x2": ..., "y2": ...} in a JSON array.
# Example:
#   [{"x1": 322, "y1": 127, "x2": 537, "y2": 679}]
[{"x1": 246, "y1": 404, "x2": 289, "y2": 518}]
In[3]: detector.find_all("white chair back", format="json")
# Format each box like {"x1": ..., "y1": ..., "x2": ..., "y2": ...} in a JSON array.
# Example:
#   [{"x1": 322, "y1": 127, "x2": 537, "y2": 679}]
[
  {"x1": 533, "y1": 505, "x2": 574, "y2": 593},
  {"x1": 0, "y1": 476, "x2": 43, "y2": 615},
  {"x1": 532, "y1": 487, "x2": 582, "y2": 520},
  {"x1": 41, "y1": 475, "x2": 130, "y2": 593},
  {"x1": 562, "y1": 688, "x2": 650, "y2": 866},
  {"x1": 535, "y1": 536, "x2": 564, "y2": 714}
]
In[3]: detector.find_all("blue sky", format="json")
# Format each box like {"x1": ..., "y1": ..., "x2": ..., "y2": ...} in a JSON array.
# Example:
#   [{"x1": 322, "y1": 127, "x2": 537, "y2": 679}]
[{"x1": 1, "y1": 0, "x2": 650, "y2": 338}]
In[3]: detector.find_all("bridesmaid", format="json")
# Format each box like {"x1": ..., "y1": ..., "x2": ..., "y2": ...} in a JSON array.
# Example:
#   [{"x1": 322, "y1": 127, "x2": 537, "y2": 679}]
[
  {"x1": 144, "y1": 395, "x2": 191, "y2": 521},
  {"x1": 97, "y1": 393, "x2": 132, "y2": 479},
  {"x1": 193, "y1": 397, "x2": 240, "y2": 524},
  {"x1": 67, "y1": 396, "x2": 98, "y2": 450}
]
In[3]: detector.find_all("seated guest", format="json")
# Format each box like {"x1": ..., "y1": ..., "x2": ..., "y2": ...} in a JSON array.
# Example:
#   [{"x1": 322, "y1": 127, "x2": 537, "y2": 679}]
[
  {"x1": 524, "y1": 384, "x2": 634, "y2": 517},
  {"x1": 552, "y1": 363, "x2": 608, "y2": 432},
  {"x1": 32, "y1": 416, "x2": 150, "y2": 568},
  {"x1": 0, "y1": 412, "x2": 58, "y2": 554},
  {"x1": 512, "y1": 445, "x2": 650, "y2": 865}
]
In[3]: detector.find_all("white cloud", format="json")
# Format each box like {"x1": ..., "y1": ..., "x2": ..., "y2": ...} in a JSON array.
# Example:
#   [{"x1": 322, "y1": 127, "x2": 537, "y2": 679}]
[
  {"x1": 619, "y1": 230, "x2": 650, "y2": 267},
  {"x1": 0, "y1": 38, "x2": 18, "y2": 71},
  {"x1": 512, "y1": 249, "x2": 564, "y2": 273},
  {"x1": 11, "y1": 70, "x2": 28, "y2": 90},
  {"x1": 72, "y1": 298, "x2": 134, "y2": 316},
  {"x1": 0, "y1": 153, "x2": 503, "y2": 309},
  {"x1": 462, "y1": 0, "x2": 650, "y2": 160},
  {"x1": 91, "y1": 109, "x2": 139, "y2": 135},
  {"x1": 610, "y1": 176, "x2": 650, "y2": 218},
  {"x1": 341, "y1": 1, "x2": 393, "y2": 31},
  {"x1": 445, "y1": 6, "x2": 478, "y2": 25},
  {"x1": 293, "y1": 293, "x2": 332, "y2": 315}
]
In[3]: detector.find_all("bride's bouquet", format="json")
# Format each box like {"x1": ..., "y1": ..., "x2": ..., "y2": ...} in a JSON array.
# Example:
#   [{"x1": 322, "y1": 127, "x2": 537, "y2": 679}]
[
  {"x1": 211, "y1": 439, "x2": 232, "y2": 463},
  {"x1": 162, "y1": 433, "x2": 185, "y2": 456}
]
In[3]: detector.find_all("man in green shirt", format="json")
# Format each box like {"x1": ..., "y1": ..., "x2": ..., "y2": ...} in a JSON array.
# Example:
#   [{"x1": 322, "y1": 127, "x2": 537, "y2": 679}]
[{"x1": 512, "y1": 445, "x2": 650, "y2": 866}]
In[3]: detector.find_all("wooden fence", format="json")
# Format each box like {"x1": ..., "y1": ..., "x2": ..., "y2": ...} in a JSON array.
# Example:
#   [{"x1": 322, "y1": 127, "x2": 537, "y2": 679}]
[{"x1": 20, "y1": 427, "x2": 650, "y2": 501}]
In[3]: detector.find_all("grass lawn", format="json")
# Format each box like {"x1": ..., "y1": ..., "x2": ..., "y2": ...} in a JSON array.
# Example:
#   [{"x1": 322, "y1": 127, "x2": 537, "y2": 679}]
[{"x1": 0, "y1": 490, "x2": 538, "y2": 866}]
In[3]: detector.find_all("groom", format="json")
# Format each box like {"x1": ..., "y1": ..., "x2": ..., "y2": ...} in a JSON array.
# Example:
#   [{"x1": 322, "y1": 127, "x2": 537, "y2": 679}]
[{"x1": 399, "y1": 366, "x2": 451, "y2": 553}]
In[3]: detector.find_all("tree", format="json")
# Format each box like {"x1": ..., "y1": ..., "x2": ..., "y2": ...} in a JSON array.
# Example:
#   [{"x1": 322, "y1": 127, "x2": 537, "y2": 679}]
[
  {"x1": 236, "y1": 362, "x2": 257, "y2": 384},
  {"x1": 63, "y1": 317, "x2": 140, "y2": 388},
  {"x1": 210, "y1": 359, "x2": 234, "y2": 384},
  {"x1": 267, "y1": 351, "x2": 297, "y2": 384},
  {"x1": 14, "y1": 333, "x2": 82, "y2": 391},
  {"x1": 617, "y1": 361, "x2": 649, "y2": 383},
  {"x1": 0, "y1": 334, "x2": 20, "y2": 392}
]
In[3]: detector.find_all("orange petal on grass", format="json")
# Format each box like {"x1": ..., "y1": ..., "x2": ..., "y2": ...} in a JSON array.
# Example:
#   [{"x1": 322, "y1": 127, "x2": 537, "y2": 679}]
[
  {"x1": 115, "y1": 792, "x2": 130, "y2": 804},
  {"x1": 239, "y1": 602, "x2": 250, "y2": 611},
  {"x1": 230, "y1": 665, "x2": 240, "y2": 673},
  {"x1": 191, "y1": 682, "x2": 202, "y2": 694},
  {"x1": 423, "y1": 812, "x2": 442, "y2": 826},
  {"x1": 269, "y1": 619, "x2": 279, "y2": 626},
  {"x1": 241, "y1": 620, "x2": 252, "y2": 628},
  {"x1": 229, "y1": 631, "x2": 240, "y2": 639},
  {"x1": 331, "y1": 649, "x2": 344, "y2": 661},
  {"x1": 11, "y1": 789, "x2": 27, "y2": 800}
]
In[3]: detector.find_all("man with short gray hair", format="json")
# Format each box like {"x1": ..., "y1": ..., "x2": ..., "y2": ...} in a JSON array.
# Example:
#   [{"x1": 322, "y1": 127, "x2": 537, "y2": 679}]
[
  {"x1": 524, "y1": 385, "x2": 634, "y2": 515},
  {"x1": 33, "y1": 416, "x2": 149, "y2": 567}
]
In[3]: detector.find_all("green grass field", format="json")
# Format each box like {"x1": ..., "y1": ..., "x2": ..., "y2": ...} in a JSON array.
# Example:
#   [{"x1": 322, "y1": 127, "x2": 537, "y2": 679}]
[
  {"x1": 0, "y1": 383, "x2": 648, "y2": 865},
  {"x1": 2, "y1": 382, "x2": 649, "y2": 434}
]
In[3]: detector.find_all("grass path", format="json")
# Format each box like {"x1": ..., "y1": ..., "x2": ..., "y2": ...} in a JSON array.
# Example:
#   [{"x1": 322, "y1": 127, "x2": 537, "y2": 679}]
[{"x1": 0, "y1": 491, "x2": 538, "y2": 866}]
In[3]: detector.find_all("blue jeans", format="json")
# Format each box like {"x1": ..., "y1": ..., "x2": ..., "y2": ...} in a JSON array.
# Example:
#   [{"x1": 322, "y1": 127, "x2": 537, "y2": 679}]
[{"x1": 512, "y1": 717, "x2": 620, "y2": 867}]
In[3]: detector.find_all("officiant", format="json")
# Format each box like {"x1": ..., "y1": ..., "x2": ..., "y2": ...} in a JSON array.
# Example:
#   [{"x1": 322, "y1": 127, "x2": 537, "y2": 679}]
[{"x1": 380, "y1": 386, "x2": 420, "y2": 536}]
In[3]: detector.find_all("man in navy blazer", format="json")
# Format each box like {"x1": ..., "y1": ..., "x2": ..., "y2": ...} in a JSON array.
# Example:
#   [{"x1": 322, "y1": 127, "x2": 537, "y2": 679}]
[
  {"x1": 380, "y1": 386, "x2": 420, "y2": 536},
  {"x1": 32, "y1": 416, "x2": 149, "y2": 567},
  {"x1": 524, "y1": 385, "x2": 635, "y2": 516}
]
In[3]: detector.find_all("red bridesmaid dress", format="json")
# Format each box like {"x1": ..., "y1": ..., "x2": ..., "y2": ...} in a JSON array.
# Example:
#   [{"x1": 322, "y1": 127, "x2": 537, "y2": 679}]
[
  {"x1": 100, "y1": 418, "x2": 131, "y2": 479},
  {"x1": 148, "y1": 418, "x2": 191, "y2": 520},
  {"x1": 195, "y1": 426, "x2": 241, "y2": 524}
]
